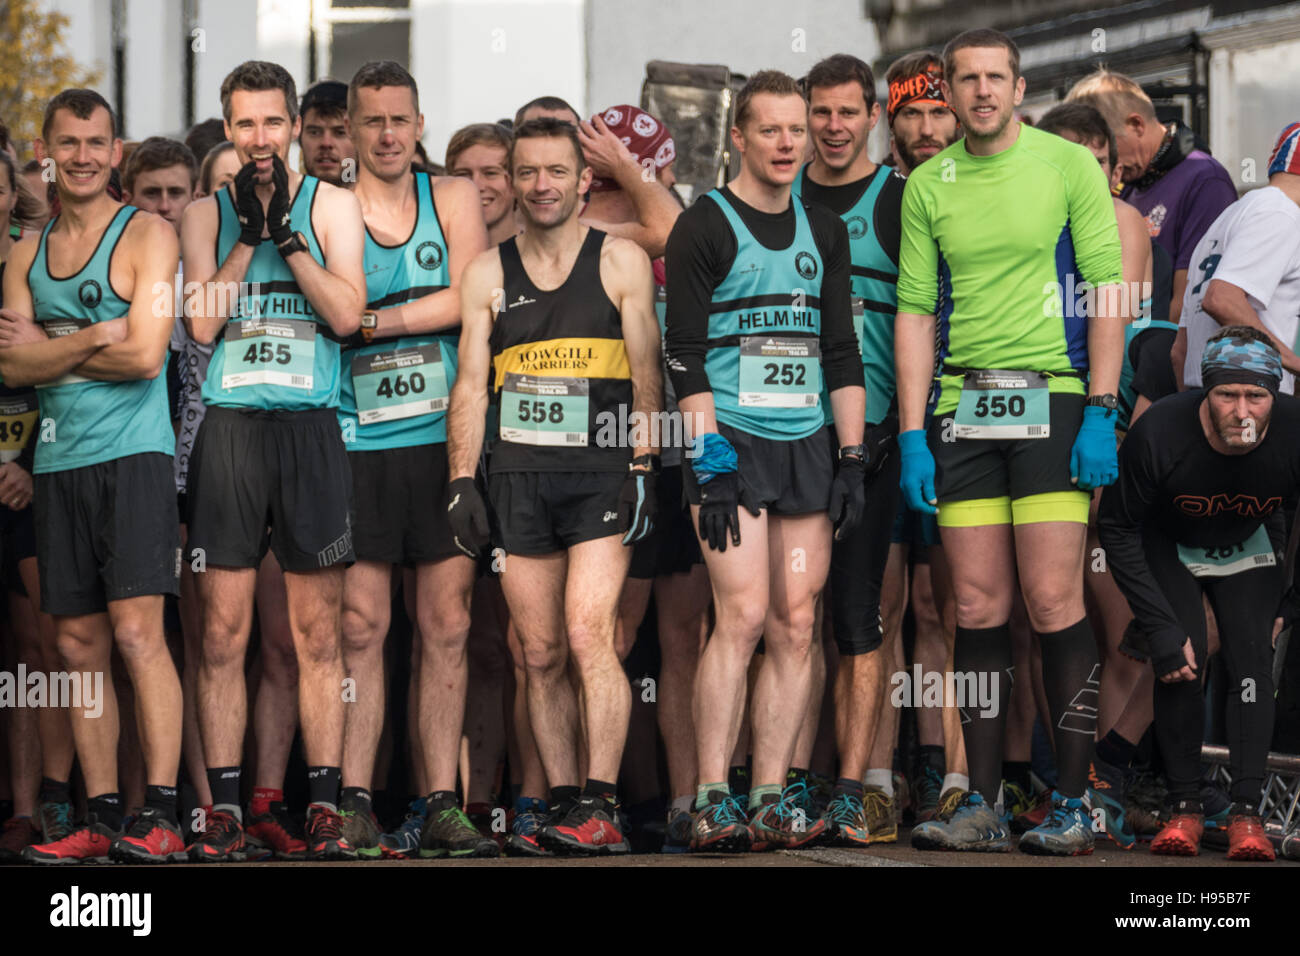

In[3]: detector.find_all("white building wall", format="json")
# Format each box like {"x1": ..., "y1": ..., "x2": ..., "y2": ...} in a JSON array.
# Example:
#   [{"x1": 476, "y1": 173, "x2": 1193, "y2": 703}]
[
  {"x1": 191, "y1": 0, "x2": 261, "y2": 125},
  {"x1": 44, "y1": 0, "x2": 116, "y2": 111},
  {"x1": 122, "y1": 0, "x2": 185, "y2": 138}
]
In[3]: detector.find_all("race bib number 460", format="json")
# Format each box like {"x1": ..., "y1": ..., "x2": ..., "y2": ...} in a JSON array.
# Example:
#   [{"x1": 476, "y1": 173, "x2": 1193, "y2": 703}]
[
  {"x1": 738, "y1": 336, "x2": 820, "y2": 408},
  {"x1": 1177, "y1": 525, "x2": 1277, "y2": 578},
  {"x1": 351, "y1": 344, "x2": 447, "y2": 424},
  {"x1": 222, "y1": 318, "x2": 315, "y2": 390},
  {"x1": 954, "y1": 369, "x2": 1049, "y2": 439},
  {"x1": 500, "y1": 373, "x2": 588, "y2": 446}
]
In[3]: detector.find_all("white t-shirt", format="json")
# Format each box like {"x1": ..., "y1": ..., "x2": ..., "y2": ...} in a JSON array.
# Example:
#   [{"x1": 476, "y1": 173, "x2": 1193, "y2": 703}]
[{"x1": 1182, "y1": 186, "x2": 1300, "y2": 391}]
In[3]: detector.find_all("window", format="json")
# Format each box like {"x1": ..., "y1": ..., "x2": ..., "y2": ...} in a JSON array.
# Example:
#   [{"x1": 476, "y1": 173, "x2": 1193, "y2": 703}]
[{"x1": 312, "y1": 1, "x2": 411, "y2": 83}]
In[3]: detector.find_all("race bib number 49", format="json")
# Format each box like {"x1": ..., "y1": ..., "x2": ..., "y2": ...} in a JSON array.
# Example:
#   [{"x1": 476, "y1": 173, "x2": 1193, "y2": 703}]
[
  {"x1": 738, "y1": 336, "x2": 820, "y2": 408},
  {"x1": 222, "y1": 318, "x2": 315, "y2": 390},
  {"x1": 500, "y1": 373, "x2": 589, "y2": 446},
  {"x1": 351, "y1": 344, "x2": 447, "y2": 424},
  {"x1": 1177, "y1": 525, "x2": 1277, "y2": 578},
  {"x1": 954, "y1": 369, "x2": 1050, "y2": 439},
  {"x1": 0, "y1": 394, "x2": 38, "y2": 463}
]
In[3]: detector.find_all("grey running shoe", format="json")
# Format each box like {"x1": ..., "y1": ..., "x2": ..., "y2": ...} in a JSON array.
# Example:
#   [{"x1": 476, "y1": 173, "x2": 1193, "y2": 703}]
[
  {"x1": 911, "y1": 791, "x2": 1011, "y2": 852},
  {"x1": 1018, "y1": 791, "x2": 1095, "y2": 856},
  {"x1": 339, "y1": 796, "x2": 383, "y2": 859},
  {"x1": 420, "y1": 802, "x2": 501, "y2": 858}
]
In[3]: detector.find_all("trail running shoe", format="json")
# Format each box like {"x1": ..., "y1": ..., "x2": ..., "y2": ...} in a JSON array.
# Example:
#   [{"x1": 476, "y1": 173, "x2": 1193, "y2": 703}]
[
  {"x1": 911, "y1": 792, "x2": 1011, "y2": 852},
  {"x1": 1087, "y1": 761, "x2": 1136, "y2": 849},
  {"x1": 750, "y1": 782, "x2": 828, "y2": 851},
  {"x1": 36, "y1": 800, "x2": 74, "y2": 844},
  {"x1": 807, "y1": 773, "x2": 834, "y2": 819},
  {"x1": 912, "y1": 765, "x2": 944, "y2": 823},
  {"x1": 23, "y1": 815, "x2": 120, "y2": 865},
  {"x1": 1150, "y1": 805, "x2": 1203, "y2": 857},
  {"x1": 1225, "y1": 806, "x2": 1274, "y2": 862},
  {"x1": 824, "y1": 791, "x2": 871, "y2": 846},
  {"x1": 110, "y1": 808, "x2": 187, "y2": 863},
  {"x1": 0, "y1": 816, "x2": 40, "y2": 862},
  {"x1": 305, "y1": 804, "x2": 356, "y2": 861},
  {"x1": 378, "y1": 797, "x2": 426, "y2": 859},
  {"x1": 1126, "y1": 771, "x2": 1168, "y2": 840},
  {"x1": 661, "y1": 807, "x2": 692, "y2": 854},
  {"x1": 1003, "y1": 781, "x2": 1034, "y2": 821},
  {"x1": 861, "y1": 785, "x2": 897, "y2": 843},
  {"x1": 1011, "y1": 786, "x2": 1052, "y2": 834},
  {"x1": 465, "y1": 801, "x2": 504, "y2": 848},
  {"x1": 420, "y1": 802, "x2": 501, "y2": 858},
  {"x1": 338, "y1": 802, "x2": 383, "y2": 860},
  {"x1": 538, "y1": 796, "x2": 628, "y2": 855},
  {"x1": 1200, "y1": 782, "x2": 1232, "y2": 832},
  {"x1": 690, "y1": 791, "x2": 751, "y2": 854},
  {"x1": 1018, "y1": 791, "x2": 1094, "y2": 856},
  {"x1": 504, "y1": 798, "x2": 553, "y2": 857},
  {"x1": 187, "y1": 809, "x2": 246, "y2": 862},
  {"x1": 937, "y1": 786, "x2": 965, "y2": 820},
  {"x1": 245, "y1": 801, "x2": 307, "y2": 860}
]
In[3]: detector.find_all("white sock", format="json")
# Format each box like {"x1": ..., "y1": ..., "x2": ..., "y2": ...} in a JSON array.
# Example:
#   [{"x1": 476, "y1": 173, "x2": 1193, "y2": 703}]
[
  {"x1": 864, "y1": 769, "x2": 893, "y2": 797},
  {"x1": 942, "y1": 773, "x2": 970, "y2": 794}
]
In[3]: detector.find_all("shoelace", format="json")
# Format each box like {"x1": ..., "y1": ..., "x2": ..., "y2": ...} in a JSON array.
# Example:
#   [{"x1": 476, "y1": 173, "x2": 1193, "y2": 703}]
[
  {"x1": 708, "y1": 795, "x2": 745, "y2": 827},
  {"x1": 45, "y1": 802, "x2": 73, "y2": 837},
  {"x1": 309, "y1": 808, "x2": 342, "y2": 841},
  {"x1": 125, "y1": 811, "x2": 162, "y2": 838},
  {"x1": 197, "y1": 812, "x2": 236, "y2": 843},
  {"x1": 861, "y1": 788, "x2": 891, "y2": 819},
  {"x1": 826, "y1": 793, "x2": 864, "y2": 825},
  {"x1": 436, "y1": 806, "x2": 477, "y2": 831}
]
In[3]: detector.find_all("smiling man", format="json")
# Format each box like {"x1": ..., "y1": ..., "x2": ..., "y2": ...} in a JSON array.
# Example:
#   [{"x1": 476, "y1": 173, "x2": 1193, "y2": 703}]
[{"x1": 180, "y1": 60, "x2": 365, "y2": 862}]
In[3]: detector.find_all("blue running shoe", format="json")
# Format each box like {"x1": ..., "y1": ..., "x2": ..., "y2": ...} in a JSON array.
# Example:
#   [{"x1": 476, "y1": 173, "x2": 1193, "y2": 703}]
[
  {"x1": 661, "y1": 807, "x2": 692, "y2": 854},
  {"x1": 824, "y1": 791, "x2": 871, "y2": 846},
  {"x1": 505, "y1": 797, "x2": 553, "y2": 857},
  {"x1": 911, "y1": 791, "x2": 1010, "y2": 852},
  {"x1": 378, "y1": 797, "x2": 426, "y2": 859},
  {"x1": 913, "y1": 765, "x2": 944, "y2": 823},
  {"x1": 1087, "y1": 761, "x2": 1135, "y2": 849},
  {"x1": 1018, "y1": 791, "x2": 1094, "y2": 856}
]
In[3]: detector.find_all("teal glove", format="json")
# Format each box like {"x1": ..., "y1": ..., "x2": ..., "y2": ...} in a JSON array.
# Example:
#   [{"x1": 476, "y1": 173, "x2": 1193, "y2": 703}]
[
  {"x1": 1070, "y1": 404, "x2": 1119, "y2": 491},
  {"x1": 898, "y1": 429, "x2": 937, "y2": 515}
]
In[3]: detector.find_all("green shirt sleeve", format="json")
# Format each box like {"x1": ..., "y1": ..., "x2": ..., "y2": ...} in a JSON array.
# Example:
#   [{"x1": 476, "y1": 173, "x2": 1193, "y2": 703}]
[
  {"x1": 896, "y1": 172, "x2": 939, "y2": 316},
  {"x1": 1065, "y1": 145, "x2": 1123, "y2": 289}
]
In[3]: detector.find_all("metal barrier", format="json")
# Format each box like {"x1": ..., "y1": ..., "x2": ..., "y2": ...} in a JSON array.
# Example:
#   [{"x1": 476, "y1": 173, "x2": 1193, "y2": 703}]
[{"x1": 1202, "y1": 744, "x2": 1300, "y2": 839}]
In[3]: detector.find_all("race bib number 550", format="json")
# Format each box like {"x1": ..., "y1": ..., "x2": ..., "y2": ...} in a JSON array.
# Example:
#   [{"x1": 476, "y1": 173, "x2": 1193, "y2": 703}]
[{"x1": 954, "y1": 369, "x2": 1049, "y2": 439}]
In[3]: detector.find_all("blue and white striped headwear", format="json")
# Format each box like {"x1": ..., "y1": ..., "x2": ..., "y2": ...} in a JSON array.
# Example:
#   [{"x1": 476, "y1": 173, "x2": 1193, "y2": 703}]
[
  {"x1": 1269, "y1": 122, "x2": 1300, "y2": 177},
  {"x1": 1201, "y1": 334, "x2": 1283, "y2": 395}
]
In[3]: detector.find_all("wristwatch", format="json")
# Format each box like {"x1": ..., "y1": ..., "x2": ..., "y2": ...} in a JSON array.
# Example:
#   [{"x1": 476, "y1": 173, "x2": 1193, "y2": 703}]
[
  {"x1": 360, "y1": 310, "x2": 378, "y2": 344},
  {"x1": 1086, "y1": 394, "x2": 1119, "y2": 411},
  {"x1": 838, "y1": 443, "x2": 866, "y2": 462},
  {"x1": 629, "y1": 453, "x2": 662, "y2": 474},
  {"x1": 276, "y1": 230, "x2": 309, "y2": 260}
]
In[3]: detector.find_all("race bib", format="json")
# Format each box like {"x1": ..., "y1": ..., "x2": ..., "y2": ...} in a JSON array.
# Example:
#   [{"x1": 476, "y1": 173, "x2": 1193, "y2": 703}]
[
  {"x1": 351, "y1": 343, "x2": 447, "y2": 424},
  {"x1": 738, "y1": 336, "x2": 820, "y2": 408},
  {"x1": 42, "y1": 319, "x2": 93, "y2": 386},
  {"x1": 499, "y1": 373, "x2": 588, "y2": 446},
  {"x1": 954, "y1": 369, "x2": 1050, "y2": 439},
  {"x1": 221, "y1": 318, "x2": 315, "y2": 390},
  {"x1": 1177, "y1": 525, "x2": 1277, "y2": 578},
  {"x1": 0, "y1": 394, "x2": 38, "y2": 463}
]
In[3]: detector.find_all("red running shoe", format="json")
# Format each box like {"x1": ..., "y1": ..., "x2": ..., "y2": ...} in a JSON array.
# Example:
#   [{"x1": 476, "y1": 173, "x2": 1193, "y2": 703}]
[
  {"x1": 22, "y1": 815, "x2": 119, "y2": 865},
  {"x1": 246, "y1": 801, "x2": 307, "y2": 860},
  {"x1": 187, "y1": 809, "x2": 246, "y2": 863},
  {"x1": 1225, "y1": 810, "x2": 1275, "y2": 862},
  {"x1": 111, "y1": 808, "x2": 188, "y2": 863},
  {"x1": 1151, "y1": 811, "x2": 1203, "y2": 856},
  {"x1": 538, "y1": 796, "x2": 629, "y2": 855},
  {"x1": 305, "y1": 803, "x2": 356, "y2": 861}
]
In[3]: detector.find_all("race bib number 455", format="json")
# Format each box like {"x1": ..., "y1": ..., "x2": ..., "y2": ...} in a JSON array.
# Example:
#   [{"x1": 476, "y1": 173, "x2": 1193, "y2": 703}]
[
  {"x1": 954, "y1": 369, "x2": 1049, "y2": 439},
  {"x1": 351, "y1": 344, "x2": 447, "y2": 424},
  {"x1": 500, "y1": 373, "x2": 588, "y2": 446},
  {"x1": 222, "y1": 318, "x2": 315, "y2": 390},
  {"x1": 738, "y1": 336, "x2": 820, "y2": 408}
]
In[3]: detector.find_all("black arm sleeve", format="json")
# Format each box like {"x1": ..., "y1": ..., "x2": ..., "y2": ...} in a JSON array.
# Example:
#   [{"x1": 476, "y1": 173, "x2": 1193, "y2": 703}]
[
  {"x1": 1096, "y1": 419, "x2": 1188, "y2": 654},
  {"x1": 664, "y1": 199, "x2": 734, "y2": 401},
  {"x1": 1130, "y1": 327, "x2": 1177, "y2": 405},
  {"x1": 808, "y1": 205, "x2": 862, "y2": 392},
  {"x1": 873, "y1": 171, "x2": 905, "y2": 267}
]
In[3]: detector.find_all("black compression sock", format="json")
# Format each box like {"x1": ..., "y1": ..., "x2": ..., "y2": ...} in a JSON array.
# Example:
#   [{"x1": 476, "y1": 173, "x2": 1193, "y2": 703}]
[
  {"x1": 953, "y1": 623, "x2": 1012, "y2": 802},
  {"x1": 340, "y1": 786, "x2": 372, "y2": 814},
  {"x1": 426, "y1": 790, "x2": 458, "y2": 811},
  {"x1": 40, "y1": 777, "x2": 72, "y2": 805},
  {"x1": 582, "y1": 779, "x2": 617, "y2": 804},
  {"x1": 550, "y1": 785, "x2": 580, "y2": 810},
  {"x1": 728, "y1": 765, "x2": 750, "y2": 796},
  {"x1": 786, "y1": 767, "x2": 810, "y2": 789},
  {"x1": 1096, "y1": 729, "x2": 1137, "y2": 770},
  {"x1": 144, "y1": 785, "x2": 179, "y2": 824},
  {"x1": 833, "y1": 778, "x2": 865, "y2": 799},
  {"x1": 1003, "y1": 761, "x2": 1032, "y2": 794},
  {"x1": 207, "y1": 766, "x2": 241, "y2": 811},
  {"x1": 88, "y1": 793, "x2": 125, "y2": 829},
  {"x1": 1037, "y1": 617, "x2": 1100, "y2": 797},
  {"x1": 306, "y1": 766, "x2": 341, "y2": 809}
]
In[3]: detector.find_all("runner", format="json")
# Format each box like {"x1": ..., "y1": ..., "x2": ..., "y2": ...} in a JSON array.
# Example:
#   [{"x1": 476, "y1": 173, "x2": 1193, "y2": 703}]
[
  {"x1": 447, "y1": 116, "x2": 662, "y2": 855},
  {"x1": 897, "y1": 30, "x2": 1124, "y2": 855},
  {"x1": 197, "y1": 142, "x2": 239, "y2": 198},
  {"x1": 1097, "y1": 327, "x2": 1292, "y2": 861},
  {"x1": 180, "y1": 60, "x2": 366, "y2": 861},
  {"x1": 334, "y1": 61, "x2": 493, "y2": 858},
  {"x1": 0, "y1": 89, "x2": 185, "y2": 864},
  {"x1": 446, "y1": 123, "x2": 516, "y2": 245},
  {"x1": 664, "y1": 70, "x2": 866, "y2": 852},
  {"x1": 298, "y1": 80, "x2": 355, "y2": 187},
  {"x1": 786, "y1": 53, "x2": 905, "y2": 846}
]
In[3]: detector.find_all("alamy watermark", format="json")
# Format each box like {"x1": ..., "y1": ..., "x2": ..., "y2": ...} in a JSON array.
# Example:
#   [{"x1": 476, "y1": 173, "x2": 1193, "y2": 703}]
[{"x1": 0, "y1": 665, "x2": 103, "y2": 717}]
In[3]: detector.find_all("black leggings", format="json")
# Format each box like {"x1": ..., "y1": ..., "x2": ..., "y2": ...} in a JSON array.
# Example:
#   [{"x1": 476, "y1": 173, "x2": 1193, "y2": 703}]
[
  {"x1": 1143, "y1": 525, "x2": 1279, "y2": 803},
  {"x1": 829, "y1": 449, "x2": 900, "y2": 655}
]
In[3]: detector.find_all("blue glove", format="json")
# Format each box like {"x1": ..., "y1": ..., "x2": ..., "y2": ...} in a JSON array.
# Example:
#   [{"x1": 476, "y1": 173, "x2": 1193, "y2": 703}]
[
  {"x1": 1070, "y1": 404, "x2": 1119, "y2": 491},
  {"x1": 898, "y1": 429, "x2": 937, "y2": 515}
]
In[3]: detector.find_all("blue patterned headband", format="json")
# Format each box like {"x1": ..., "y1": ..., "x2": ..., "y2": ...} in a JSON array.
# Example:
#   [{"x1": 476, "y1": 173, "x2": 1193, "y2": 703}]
[{"x1": 1201, "y1": 335, "x2": 1283, "y2": 395}]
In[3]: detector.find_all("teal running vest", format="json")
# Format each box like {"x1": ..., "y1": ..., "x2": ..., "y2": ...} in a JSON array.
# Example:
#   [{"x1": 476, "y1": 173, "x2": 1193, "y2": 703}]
[
  {"x1": 792, "y1": 166, "x2": 897, "y2": 426},
  {"x1": 338, "y1": 171, "x2": 455, "y2": 450},
  {"x1": 1118, "y1": 318, "x2": 1178, "y2": 431},
  {"x1": 703, "y1": 190, "x2": 825, "y2": 441},
  {"x1": 203, "y1": 176, "x2": 341, "y2": 410},
  {"x1": 29, "y1": 206, "x2": 174, "y2": 473}
]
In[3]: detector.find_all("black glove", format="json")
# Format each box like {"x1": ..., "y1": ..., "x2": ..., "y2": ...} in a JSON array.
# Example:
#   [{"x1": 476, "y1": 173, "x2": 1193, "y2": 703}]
[
  {"x1": 1275, "y1": 586, "x2": 1300, "y2": 633},
  {"x1": 863, "y1": 413, "x2": 899, "y2": 478},
  {"x1": 697, "y1": 472, "x2": 760, "y2": 553},
  {"x1": 620, "y1": 471, "x2": 658, "y2": 545},
  {"x1": 446, "y1": 476, "x2": 490, "y2": 559},
  {"x1": 232, "y1": 161, "x2": 265, "y2": 246},
  {"x1": 1149, "y1": 625, "x2": 1191, "y2": 680},
  {"x1": 266, "y1": 155, "x2": 294, "y2": 246},
  {"x1": 828, "y1": 456, "x2": 867, "y2": 542}
]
